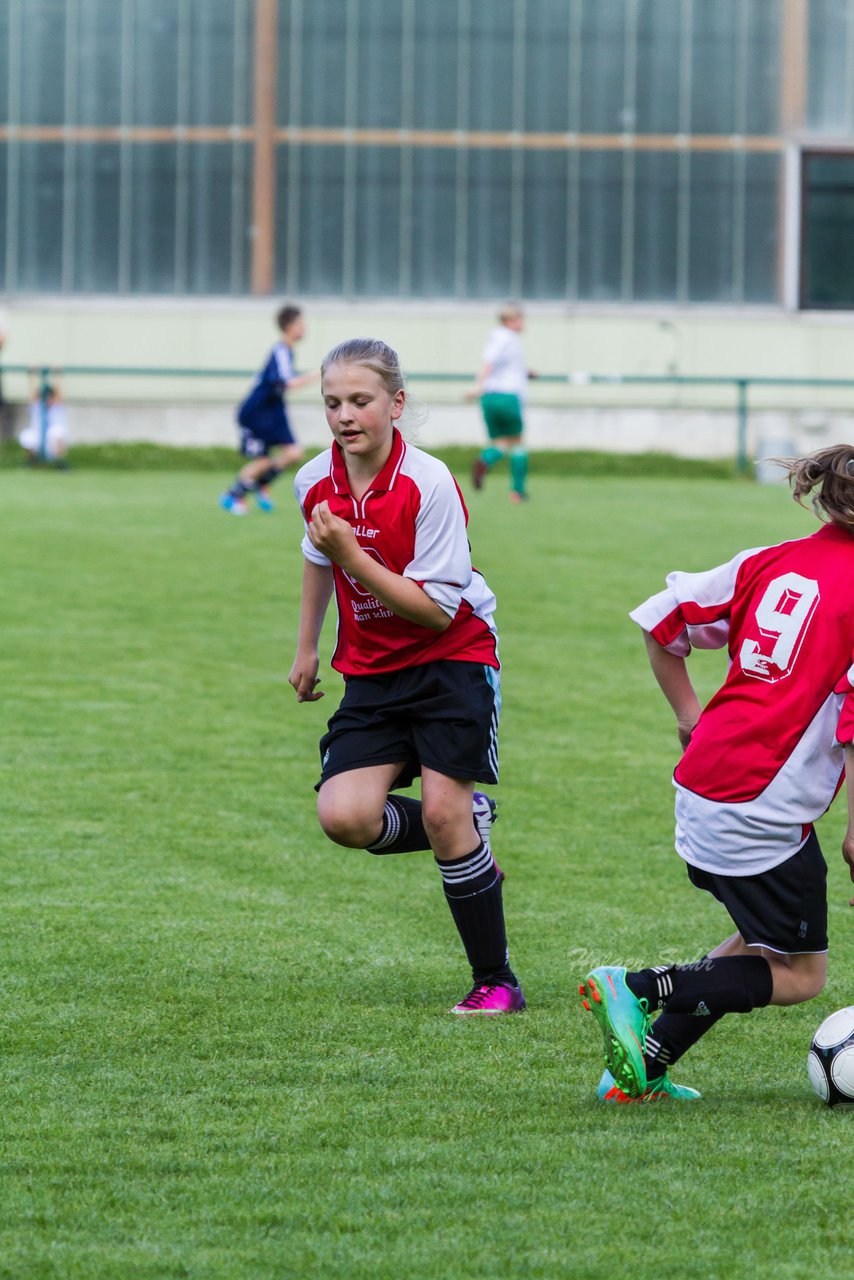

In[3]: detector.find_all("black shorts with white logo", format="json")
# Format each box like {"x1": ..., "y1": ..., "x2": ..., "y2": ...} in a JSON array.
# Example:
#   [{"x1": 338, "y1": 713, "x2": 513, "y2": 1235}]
[
  {"x1": 686, "y1": 829, "x2": 828, "y2": 955},
  {"x1": 316, "y1": 660, "x2": 500, "y2": 791}
]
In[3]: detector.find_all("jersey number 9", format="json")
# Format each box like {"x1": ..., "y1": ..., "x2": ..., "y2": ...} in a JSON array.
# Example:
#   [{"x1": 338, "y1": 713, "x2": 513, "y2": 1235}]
[{"x1": 739, "y1": 572, "x2": 820, "y2": 683}]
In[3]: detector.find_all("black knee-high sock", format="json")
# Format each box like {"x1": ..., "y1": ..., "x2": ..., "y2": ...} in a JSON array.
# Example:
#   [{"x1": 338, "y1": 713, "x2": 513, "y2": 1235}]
[
  {"x1": 626, "y1": 956, "x2": 773, "y2": 1016},
  {"x1": 256, "y1": 464, "x2": 282, "y2": 489},
  {"x1": 644, "y1": 1009, "x2": 726, "y2": 1078},
  {"x1": 436, "y1": 841, "x2": 516, "y2": 985},
  {"x1": 365, "y1": 795, "x2": 430, "y2": 854}
]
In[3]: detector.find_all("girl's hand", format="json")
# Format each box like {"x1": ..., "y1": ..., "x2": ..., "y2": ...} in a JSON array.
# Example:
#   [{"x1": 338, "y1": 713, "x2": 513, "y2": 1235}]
[
  {"x1": 289, "y1": 651, "x2": 324, "y2": 702},
  {"x1": 843, "y1": 831, "x2": 854, "y2": 905},
  {"x1": 677, "y1": 714, "x2": 699, "y2": 751},
  {"x1": 308, "y1": 501, "x2": 359, "y2": 566}
]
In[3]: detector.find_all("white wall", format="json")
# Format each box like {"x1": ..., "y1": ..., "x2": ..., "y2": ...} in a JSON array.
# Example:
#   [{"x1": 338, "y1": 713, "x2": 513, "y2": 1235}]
[{"x1": 3, "y1": 297, "x2": 854, "y2": 459}]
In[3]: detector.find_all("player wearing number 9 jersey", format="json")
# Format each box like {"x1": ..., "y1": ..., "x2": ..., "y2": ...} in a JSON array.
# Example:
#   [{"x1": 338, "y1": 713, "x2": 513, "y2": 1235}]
[{"x1": 579, "y1": 446, "x2": 854, "y2": 1102}]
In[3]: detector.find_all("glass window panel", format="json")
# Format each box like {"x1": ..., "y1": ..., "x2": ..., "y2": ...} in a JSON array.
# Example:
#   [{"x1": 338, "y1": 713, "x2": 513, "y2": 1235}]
[
  {"x1": 355, "y1": 0, "x2": 403, "y2": 128},
  {"x1": 16, "y1": 143, "x2": 64, "y2": 290},
  {"x1": 633, "y1": 151, "x2": 679, "y2": 300},
  {"x1": 579, "y1": 4, "x2": 626, "y2": 133},
  {"x1": 523, "y1": 1, "x2": 571, "y2": 132},
  {"x1": 466, "y1": 148, "x2": 513, "y2": 297},
  {"x1": 188, "y1": 0, "x2": 252, "y2": 127},
  {"x1": 411, "y1": 0, "x2": 461, "y2": 131},
  {"x1": 77, "y1": 0, "x2": 123, "y2": 127},
  {"x1": 808, "y1": 0, "x2": 850, "y2": 133},
  {"x1": 468, "y1": 1, "x2": 515, "y2": 132},
  {"x1": 801, "y1": 152, "x2": 854, "y2": 308},
  {"x1": 129, "y1": 144, "x2": 178, "y2": 292},
  {"x1": 635, "y1": 0, "x2": 682, "y2": 133},
  {"x1": 20, "y1": 0, "x2": 66, "y2": 126},
  {"x1": 187, "y1": 142, "x2": 248, "y2": 293},
  {"x1": 0, "y1": 5, "x2": 10, "y2": 127},
  {"x1": 521, "y1": 150, "x2": 568, "y2": 298},
  {"x1": 73, "y1": 142, "x2": 121, "y2": 291},
  {"x1": 0, "y1": 145, "x2": 7, "y2": 290},
  {"x1": 577, "y1": 150, "x2": 623, "y2": 300},
  {"x1": 744, "y1": 0, "x2": 779, "y2": 135},
  {"x1": 293, "y1": 0, "x2": 347, "y2": 127},
  {"x1": 353, "y1": 146, "x2": 401, "y2": 294},
  {"x1": 287, "y1": 144, "x2": 346, "y2": 294},
  {"x1": 742, "y1": 151, "x2": 779, "y2": 303},
  {"x1": 691, "y1": 7, "x2": 737, "y2": 133},
  {"x1": 410, "y1": 147, "x2": 457, "y2": 296},
  {"x1": 688, "y1": 152, "x2": 735, "y2": 301},
  {"x1": 132, "y1": 1, "x2": 180, "y2": 126}
]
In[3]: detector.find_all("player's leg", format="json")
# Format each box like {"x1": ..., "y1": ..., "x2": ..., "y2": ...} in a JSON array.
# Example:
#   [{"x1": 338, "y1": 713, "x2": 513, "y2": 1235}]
[
  {"x1": 253, "y1": 442, "x2": 305, "y2": 510},
  {"x1": 422, "y1": 767, "x2": 523, "y2": 1013},
  {"x1": 220, "y1": 430, "x2": 269, "y2": 513},
  {"x1": 508, "y1": 435, "x2": 528, "y2": 502},
  {"x1": 472, "y1": 395, "x2": 510, "y2": 490},
  {"x1": 315, "y1": 666, "x2": 498, "y2": 857},
  {"x1": 238, "y1": 453, "x2": 279, "y2": 488},
  {"x1": 317, "y1": 762, "x2": 405, "y2": 848},
  {"x1": 480, "y1": 395, "x2": 526, "y2": 501},
  {"x1": 596, "y1": 837, "x2": 828, "y2": 1096}
]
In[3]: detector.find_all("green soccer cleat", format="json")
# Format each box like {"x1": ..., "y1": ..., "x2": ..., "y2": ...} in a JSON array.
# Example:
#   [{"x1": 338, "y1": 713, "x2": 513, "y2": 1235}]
[
  {"x1": 580, "y1": 966, "x2": 651, "y2": 1098},
  {"x1": 597, "y1": 1068, "x2": 702, "y2": 1103}
]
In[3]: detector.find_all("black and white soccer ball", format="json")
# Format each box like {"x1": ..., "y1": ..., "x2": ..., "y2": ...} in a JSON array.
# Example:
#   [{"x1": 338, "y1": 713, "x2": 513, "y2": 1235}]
[{"x1": 807, "y1": 1007, "x2": 854, "y2": 1106}]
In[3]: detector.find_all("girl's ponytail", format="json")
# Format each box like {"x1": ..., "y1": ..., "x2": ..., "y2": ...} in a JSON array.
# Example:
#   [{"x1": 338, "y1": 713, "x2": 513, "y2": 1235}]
[{"x1": 786, "y1": 445, "x2": 854, "y2": 532}]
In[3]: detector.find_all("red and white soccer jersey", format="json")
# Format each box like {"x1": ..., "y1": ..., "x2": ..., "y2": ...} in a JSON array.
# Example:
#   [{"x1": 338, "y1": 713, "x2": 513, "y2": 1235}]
[
  {"x1": 294, "y1": 428, "x2": 499, "y2": 678},
  {"x1": 630, "y1": 523, "x2": 854, "y2": 875}
]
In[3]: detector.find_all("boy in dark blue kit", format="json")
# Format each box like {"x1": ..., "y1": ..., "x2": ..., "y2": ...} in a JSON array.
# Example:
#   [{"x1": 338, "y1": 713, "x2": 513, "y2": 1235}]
[{"x1": 220, "y1": 304, "x2": 319, "y2": 515}]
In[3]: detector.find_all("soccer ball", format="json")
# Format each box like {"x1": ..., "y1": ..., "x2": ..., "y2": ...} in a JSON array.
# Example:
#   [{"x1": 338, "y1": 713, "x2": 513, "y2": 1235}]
[{"x1": 807, "y1": 1007, "x2": 854, "y2": 1106}]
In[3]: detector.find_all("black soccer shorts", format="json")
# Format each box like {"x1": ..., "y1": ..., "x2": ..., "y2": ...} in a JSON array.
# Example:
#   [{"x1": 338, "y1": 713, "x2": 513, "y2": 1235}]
[
  {"x1": 316, "y1": 660, "x2": 500, "y2": 791},
  {"x1": 686, "y1": 830, "x2": 828, "y2": 955}
]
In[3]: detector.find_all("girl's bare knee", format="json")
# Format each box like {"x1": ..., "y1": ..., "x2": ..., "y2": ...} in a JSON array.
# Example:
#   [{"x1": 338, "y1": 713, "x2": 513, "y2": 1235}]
[
  {"x1": 805, "y1": 970, "x2": 827, "y2": 1001},
  {"x1": 317, "y1": 799, "x2": 378, "y2": 848}
]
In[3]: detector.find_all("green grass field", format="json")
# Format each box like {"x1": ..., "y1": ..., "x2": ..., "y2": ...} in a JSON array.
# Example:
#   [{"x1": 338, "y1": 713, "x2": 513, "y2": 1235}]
[{"x1": 2, "y1": 462, "x2": 852, "y2": 1279}]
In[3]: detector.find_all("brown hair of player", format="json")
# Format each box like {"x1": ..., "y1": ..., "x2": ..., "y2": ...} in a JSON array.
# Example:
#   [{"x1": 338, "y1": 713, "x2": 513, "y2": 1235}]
[{"x1": 786, "y1": 444, "x2": 854, "y2": 533}]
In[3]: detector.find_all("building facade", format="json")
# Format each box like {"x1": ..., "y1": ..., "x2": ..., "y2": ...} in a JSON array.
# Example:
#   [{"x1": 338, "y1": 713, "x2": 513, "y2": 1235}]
[{"x1": 0, "y1": 0, "x2": 852, "y2": 308}]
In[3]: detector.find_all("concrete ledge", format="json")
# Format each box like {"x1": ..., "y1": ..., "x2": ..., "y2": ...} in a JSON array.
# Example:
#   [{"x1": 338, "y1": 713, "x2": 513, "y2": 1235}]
[{"x1": 8, "y1": 400, "x2": 853, "y2": 461}]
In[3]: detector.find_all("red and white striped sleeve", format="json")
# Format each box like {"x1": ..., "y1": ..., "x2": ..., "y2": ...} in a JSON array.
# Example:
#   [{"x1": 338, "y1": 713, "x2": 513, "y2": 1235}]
[{"x1": 629, "y1": 547, "x2": 766, "y2": 656}]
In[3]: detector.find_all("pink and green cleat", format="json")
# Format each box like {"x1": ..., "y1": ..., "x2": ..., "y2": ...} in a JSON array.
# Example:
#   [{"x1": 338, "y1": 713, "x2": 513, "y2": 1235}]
[
  {"x1": 451, "y1": 982, "x2": 526, "y2": 1015},
  {"x1": 597, "y1": 1068, "x2": 702, "y2": 1103},
  {"x1": 580, "y1": 966, "x2": 651, "y2": 1098}
]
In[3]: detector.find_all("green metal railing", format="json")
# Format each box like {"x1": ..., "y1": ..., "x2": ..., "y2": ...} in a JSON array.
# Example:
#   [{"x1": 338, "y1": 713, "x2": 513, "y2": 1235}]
[{"x1": 5, "y1": 362, "x2": 854, "y2": 473}]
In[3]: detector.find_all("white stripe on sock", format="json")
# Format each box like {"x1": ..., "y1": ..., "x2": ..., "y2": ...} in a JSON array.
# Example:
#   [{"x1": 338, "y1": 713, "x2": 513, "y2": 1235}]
[{"x1": 437, "y1": 845, "x2": 494, "y2": 883}]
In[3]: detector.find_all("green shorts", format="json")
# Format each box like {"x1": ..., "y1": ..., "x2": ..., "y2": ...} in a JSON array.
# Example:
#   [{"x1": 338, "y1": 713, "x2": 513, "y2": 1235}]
[{"x1": 481, "y1": 392, "x2": 524, "y2": 440}]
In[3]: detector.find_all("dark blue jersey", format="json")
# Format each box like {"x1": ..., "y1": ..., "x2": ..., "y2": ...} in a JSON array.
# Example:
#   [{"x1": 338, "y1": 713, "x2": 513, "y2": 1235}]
[{"x1": 237, "y1": 342, "x2": 296, "y2": 439}]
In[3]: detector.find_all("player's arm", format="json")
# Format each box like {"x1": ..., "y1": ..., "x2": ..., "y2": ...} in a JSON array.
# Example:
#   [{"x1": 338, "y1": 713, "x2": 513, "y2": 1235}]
[
  {"x1": 307, "y1": 501, "x2": 451, "y2": 632},
  {"x1": 289, "y1": 559, "x2": 335, "y2": 702},
  {"x1": 843, "y1": 743, "x2": 854, "y2": 904},
  {"x1": 285, "y1": 369, "x2": 320, "y2": 391},
  {"x1": 642, "y1": 629, "x2": 703, "y2": 750},
  {"x1": 465, "y1": 359, "x2": 494, "y2": 401}
]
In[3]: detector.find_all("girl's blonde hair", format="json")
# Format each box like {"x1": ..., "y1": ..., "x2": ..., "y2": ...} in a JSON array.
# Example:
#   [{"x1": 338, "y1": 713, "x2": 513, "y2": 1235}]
[
  {"x1": 320, "y1": 338, "x2": 404, "y2": 396},
  {"x1": 786, "y1": 444, "x2": 854, "y2": 532},
  {"x1": 499, "y1": 302, "x2": 523, "y2": 325}
]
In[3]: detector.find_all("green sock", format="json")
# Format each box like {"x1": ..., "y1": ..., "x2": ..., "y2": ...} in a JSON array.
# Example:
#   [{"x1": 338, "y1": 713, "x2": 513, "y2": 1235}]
[
  {"x1": 509, "y1": 447, "x2": 528, "y2": 495},
  {"x1": 482, "y1": 446, "x2": 504, "y2": 467}
]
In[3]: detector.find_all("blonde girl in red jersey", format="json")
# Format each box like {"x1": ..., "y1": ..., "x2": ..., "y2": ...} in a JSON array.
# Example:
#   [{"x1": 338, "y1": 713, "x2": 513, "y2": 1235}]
[{"x1": 289, "y1": 338, "x2": 525, "y2": 1015}]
